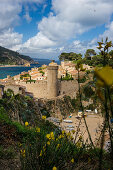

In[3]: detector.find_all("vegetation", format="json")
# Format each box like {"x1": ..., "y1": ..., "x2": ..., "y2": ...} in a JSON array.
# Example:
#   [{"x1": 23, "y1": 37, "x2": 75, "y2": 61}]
[
  {"x1": 61, "y1": 71, "x2": 74, "y2": 81},
  {"x1": 20, "y1": 73, "x2": 31, "y2": 80},
  {"x1": 0, "y1": 38, "x2": 113, "y2": 170},
  {"x1": 0, "y1": 46, "x2": 34, "y2": 65},
  {"x1": 59, "y1": 52, "x2": 82, "y2": 61}
]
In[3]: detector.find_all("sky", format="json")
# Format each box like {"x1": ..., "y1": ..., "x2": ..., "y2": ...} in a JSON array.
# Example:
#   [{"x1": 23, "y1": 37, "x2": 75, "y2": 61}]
[{"x1": 0, "y1": 0, "x2": 113, "y2": 60}]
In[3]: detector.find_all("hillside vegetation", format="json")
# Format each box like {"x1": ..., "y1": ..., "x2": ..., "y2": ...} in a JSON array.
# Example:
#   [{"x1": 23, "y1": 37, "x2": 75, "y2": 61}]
[{"x1": 0, "y1": 46, "x2": 35, "y2": 65}]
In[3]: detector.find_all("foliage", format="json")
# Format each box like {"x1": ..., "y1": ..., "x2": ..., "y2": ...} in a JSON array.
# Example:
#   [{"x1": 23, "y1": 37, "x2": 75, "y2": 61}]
[
  {"x1": 20, "y1": 73, "x2": 31, "y2": 80},
  {"x1": 40, "y1": 70, "x2": 45, "y2": 75},
  {"x1": 61, "y1": 71, "x2": 74, "y2": 81},
  {"x1": 59, "y1": 52, "x2": 82, "y2": 61},
  {"x1": 85, "y1": 49, "x2": 96, "y2": 60},
  {"x1": 0, "y1": 46, "x2": 33, "y2": 65}
]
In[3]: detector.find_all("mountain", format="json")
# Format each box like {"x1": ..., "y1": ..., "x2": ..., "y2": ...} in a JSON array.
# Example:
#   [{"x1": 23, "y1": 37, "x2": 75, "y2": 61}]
[{"x1": 0, "y1": 46, "x2": 35, "y2": 65}]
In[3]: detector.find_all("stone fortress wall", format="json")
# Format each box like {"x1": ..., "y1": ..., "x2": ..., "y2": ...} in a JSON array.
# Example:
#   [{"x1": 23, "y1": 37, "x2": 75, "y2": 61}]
[
  {"x1": 18, "y1": 79, "x2": 78, "y2": 99},
  {"x1": 18, "y1": 81, "x2": 47, "y2": 98},
  {"x1": 5, "y1": 61, "x2": 78, "y2": 99}
]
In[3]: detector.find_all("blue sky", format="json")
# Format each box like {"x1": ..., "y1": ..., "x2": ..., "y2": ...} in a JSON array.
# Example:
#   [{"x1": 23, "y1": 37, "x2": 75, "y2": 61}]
[{"x1": 0, "y1": 0, "x2": 113, "y2": 59}]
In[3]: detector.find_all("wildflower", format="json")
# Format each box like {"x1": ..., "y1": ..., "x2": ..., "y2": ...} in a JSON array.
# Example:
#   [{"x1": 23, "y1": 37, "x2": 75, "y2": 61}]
[
  {"x1": 18, "y1": 143, "x2": 22, "y2": 147},
  {"x1": 79, "y1": 136, "x2": 82, "y2": 140},
  {"x1": 53, "y1": 166, "x2": 57, "y2": 170},
  {"x1": 70, "y1": 136, "x2": 74, "y2": 140},
  {"x1": 58, "y1": 134, "x2": 64, "y2": 139},
  {"x1": 39, "y1": 150, "x2": 43, "y2": 156},
  {"x1": 71, "y1": 158, "x2": 74, "y2": 163},
  {"x1": 76, "y1": 141, "x2": 82, "y2": 148},
  {"x1": 67, "y1": 132, "x2": 71, "y2": 137},
  {"x1": 56, "y1": 138, "x2": 58, "y2": 141},
  {"x1": 47, "y1": 141, "x2": 50, "y2": 145},
  {"x1": 20, "y1": 149, "x2": 25, "y2": 157},
  {"x1": 25, "y1": 121, "x2": 29, "y2": 126},
  {"x1": 36, "y1": 127, "x2": 40, "y2": 133},
  {"x1": 46, "y1": 134, "x2": 51, "y2": 140},
  {"x1": 62, "y1": 130, "x2": 65, "y2": 135},
  {"x1": 42, "y1": 115, "x2": 46, "y2": 120},
  {"x1": 56, "y1": 144, "x2": 61, "y2": 149},
  {"x1": 72, "y1": 130, "x2": 75, "y2": 134},
  {"x1": 50, "y1": 132, "x2": 55, "y2": 140}
]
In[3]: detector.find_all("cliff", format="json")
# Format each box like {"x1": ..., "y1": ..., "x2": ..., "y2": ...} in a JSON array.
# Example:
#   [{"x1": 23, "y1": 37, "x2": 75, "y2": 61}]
[{"x1": 0, "y1": 46, "x2": 35, "y2": 65}]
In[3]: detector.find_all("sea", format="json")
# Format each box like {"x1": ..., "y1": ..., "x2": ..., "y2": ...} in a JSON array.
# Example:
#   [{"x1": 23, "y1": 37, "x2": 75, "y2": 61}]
[{"x1": 0, "y1": 59, "x2": 60, "y2": 79}]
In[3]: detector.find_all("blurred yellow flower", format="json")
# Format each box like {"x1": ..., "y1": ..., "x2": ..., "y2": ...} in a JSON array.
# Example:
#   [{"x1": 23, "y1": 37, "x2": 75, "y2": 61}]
[
  {"x1": 56, "y1": 144, "x2": 61, "y2": 149},
  {"x1": 46, "y1": 134, "x2": 51, "y2": 139},
  {"x1": 95, "y1": 66, "x2": 113, "y2": 86},
  {"x1": 50, "y1": 132, "x2": 55, "y2": 140},
  {"x1": 39, "y1": 150, "x2": 43, "y2": 156},
  {"x1": 79, "y1": 136, "x2": 82, "y2": 140},
  {"x1": 42, "y1": 115, "x2": 46, "y2": 120},
  {"x1": 20, "y1": 149, "x2": 25, "y2": 157},
  {"x1": 18, "y1": 143, "x2": 22, "y2": 147},
  {"x1": 62, "y1": 130, "x2": 65, "y2": 134},
  {"x1": 67, "y1": 132, "x2": 71, "y2": 137},
  {"x1": 53, "y1": 166, "x2": 57, "y2": 170},
  {"x1": 72, "y1": 130, "x2": 75, "y2": 134},
  {"x1": 71, "y1": 158, "x2": 74, "y2": 163},
  {"x1": 47, "y1": 141, "x2": 50, "y2": 145},
  {"x1": 25, "y1": 121, "x2": 29, "y2": 126},
  {"x1": 36, "y1": 127, "x2": 40, "y2": 133}
]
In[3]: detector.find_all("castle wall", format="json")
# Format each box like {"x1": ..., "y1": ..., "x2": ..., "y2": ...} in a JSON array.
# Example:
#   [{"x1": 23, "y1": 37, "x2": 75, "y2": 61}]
[
  {"x1": 4, "y1": 85, "x2": 20, "y2": 95},
  {"x1": 18, "y1": 81, "x2": 47, "y2": 98},
  {"x1": 58, "y1": 80, "x2": 78, "y2": 98}
]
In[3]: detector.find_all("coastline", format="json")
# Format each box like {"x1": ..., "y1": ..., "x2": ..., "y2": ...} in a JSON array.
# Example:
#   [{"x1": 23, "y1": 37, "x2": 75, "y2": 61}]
[{"x1": 0, "y1": 65, "x2": 30, "y2": 67}]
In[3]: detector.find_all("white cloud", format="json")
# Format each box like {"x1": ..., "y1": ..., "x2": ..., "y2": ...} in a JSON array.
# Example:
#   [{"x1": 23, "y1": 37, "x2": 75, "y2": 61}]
[
  {"x1": 0, "y1": 0, "x2": 113, "y2": 59},
  {"x1": 19, "y1": 0, "x2": 113, "y2": 58},
  {"x1": 0, "y1": 29, "x2": 23, "y2": 50},
  {"x1": 0, "y1": 0, "x2": 44, "y2": 31}
]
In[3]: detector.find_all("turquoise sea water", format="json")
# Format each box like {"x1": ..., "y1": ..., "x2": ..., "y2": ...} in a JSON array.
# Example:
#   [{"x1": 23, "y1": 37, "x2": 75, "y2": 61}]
[{"x1": 0, "y1": 59, "x2": 60, "y2": 79}]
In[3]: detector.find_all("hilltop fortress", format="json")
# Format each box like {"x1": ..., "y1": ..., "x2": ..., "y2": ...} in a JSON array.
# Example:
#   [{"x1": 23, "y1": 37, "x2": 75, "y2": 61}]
[
  {"x1": 17, "y1": 61, "x2": 79, "y2": 99},
  {"x1": 0, "y1": 61, "x2": 92, "y2": 100}
]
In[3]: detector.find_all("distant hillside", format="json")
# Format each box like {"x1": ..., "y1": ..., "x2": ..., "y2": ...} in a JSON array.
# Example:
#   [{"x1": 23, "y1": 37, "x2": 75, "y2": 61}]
[{"x1": 0, "y1": 46, "x2": 35, "y2": 65}]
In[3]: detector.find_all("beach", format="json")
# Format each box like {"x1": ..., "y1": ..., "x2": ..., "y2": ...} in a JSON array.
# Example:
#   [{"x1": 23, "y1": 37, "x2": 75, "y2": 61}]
[{"x1": 59, "y1": 113, "x2": 104, "y2": 144}]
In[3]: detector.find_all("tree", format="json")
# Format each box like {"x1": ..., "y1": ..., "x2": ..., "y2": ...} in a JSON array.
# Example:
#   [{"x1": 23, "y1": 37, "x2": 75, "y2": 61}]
[
  {"x1": 85, "y1": 49, "x2": 96, "y2": 60},
  {"x1": 58, "y1": 52, "x2": 82, "y2": 61}
]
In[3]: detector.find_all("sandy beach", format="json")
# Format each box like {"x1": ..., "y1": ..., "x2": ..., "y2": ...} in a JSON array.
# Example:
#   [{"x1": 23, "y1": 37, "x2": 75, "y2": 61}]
[{"x1": 59, "y1": 113, "x2": 104, "y2": 145}]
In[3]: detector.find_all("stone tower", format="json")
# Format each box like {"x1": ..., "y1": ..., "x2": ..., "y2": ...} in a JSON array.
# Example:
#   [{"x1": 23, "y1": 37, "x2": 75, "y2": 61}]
[{"x1": 47, "y1": 61, "x2": 58, "y2": 99}]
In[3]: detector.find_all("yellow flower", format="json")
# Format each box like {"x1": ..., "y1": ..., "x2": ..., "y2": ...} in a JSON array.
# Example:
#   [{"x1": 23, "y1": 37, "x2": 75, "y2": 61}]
[
  {"x1": 42, "y1": 115, "x2": 46, "y2": 120},
  {"x1": 62, "y1": 130, "x2": 65, "y2": 135},
  {"x1": 79, "y1": 136, "x2": 82, "y2": 140},
  {"x1": 36, "y1": 127, "x2": 40, "y2": 133},
  {"x1": 72, "y1": 130, "x2": 75, "y2": 134},
  {"x1": 39, "y1": 150, "x2": 43, "y2": 156},
  {"x1": 71, "y1": 158, "x2": 74, "y2": 163},
  {"x1": 58, "y1": 134, "x2": 64, "y2": 139},
  {"x1": 18, "y1": 143, "x2": 22, "y2": 147},
  {"x1": 95, "y1": 66, "x2": 113, "y2": 86},
  {"x1": 50, "y1": 132, "x2": 55, "y2": 140},
  {"x1": 56, "y1": 144, "x2": 61, "y2": 149},
  {"x1": 25, "y1": 121, "x2": 29, "y2": 126},
  {"x1": 20, "y1": 149, "x2": 25, "y2": 157},
  {"x1": 46, "y1": 134, "x2": 51, "y2": 139},
  {"x1": 53, "y1": 166, "x2": 57, "y2": 170},
  {"x1": 47, "y1": 141, "x2": 50, "y2": 145},
  {"x1": 67, "y1": 132, "x2": 71, "y2": 137},
  {"x1": 76, "y1": 141, "x2": 82, "y2": 148}
]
